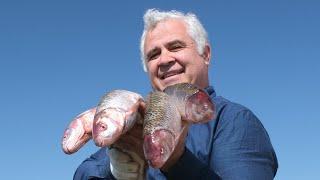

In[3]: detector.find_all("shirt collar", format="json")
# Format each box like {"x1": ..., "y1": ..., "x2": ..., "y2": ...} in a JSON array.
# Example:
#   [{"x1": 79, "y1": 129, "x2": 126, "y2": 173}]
[{"x1": 205, "y1": 86, "x2": 216, "y2": 97}]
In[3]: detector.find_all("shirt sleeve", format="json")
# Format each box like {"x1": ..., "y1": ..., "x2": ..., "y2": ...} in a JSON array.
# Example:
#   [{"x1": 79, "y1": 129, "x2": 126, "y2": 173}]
[
  {"x1": 162, "y1": 148, "x2": 221, "y2": 180},
  {"x1": 73, "y1": 147, "x2": 116, "y2": 180},
  {"x1": 212, "y1": 109, "x2": 278, "y2": 180},
  {"x1": 162, "y1": 108, "x2": 278, "y2": 180}
]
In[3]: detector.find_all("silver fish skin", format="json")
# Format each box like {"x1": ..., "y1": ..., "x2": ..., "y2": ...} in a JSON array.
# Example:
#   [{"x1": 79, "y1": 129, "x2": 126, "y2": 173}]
[
  {"x1": 62, "y1": 107, "x2": 96, "y2": 154},
  {"x1": 93, "y1": 90, "x2": 143, "y2": 147},
  {"x1": 164, "y1": 83, "x2": 216, "y2": 123},
  {"x1": 143, "y1": 91, "x2": 181, "y2": 168}
]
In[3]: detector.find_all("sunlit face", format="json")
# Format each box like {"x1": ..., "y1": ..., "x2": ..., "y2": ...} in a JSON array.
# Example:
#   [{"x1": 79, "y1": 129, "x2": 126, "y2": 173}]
[{"x1": 144, "y1": 19, "x2": 211, "y2": 91}]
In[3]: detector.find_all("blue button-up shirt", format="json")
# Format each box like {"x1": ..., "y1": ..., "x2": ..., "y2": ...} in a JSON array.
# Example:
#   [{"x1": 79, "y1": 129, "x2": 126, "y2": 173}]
[{"x1": 74, "y1": 86, "x2": 278, "y2": 180}]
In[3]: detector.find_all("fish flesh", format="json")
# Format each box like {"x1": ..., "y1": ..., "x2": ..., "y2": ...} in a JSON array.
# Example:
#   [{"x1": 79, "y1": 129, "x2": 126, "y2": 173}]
[
  {"x1": 62, "y1": 107, "x2": 96, "y2": 154},
  {"x1": 93, "y1": 90, "x2": 144, "y2": 147},
  {"x1": 143, "y1": 83, "x2": 216, "y2": 168}
]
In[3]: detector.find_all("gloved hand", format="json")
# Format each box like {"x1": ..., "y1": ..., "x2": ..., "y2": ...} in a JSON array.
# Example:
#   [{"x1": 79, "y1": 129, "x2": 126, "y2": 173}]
[
  {"x1": 109, "y1": 115, "x2": 146, "y2": 180},
  {"x1": 109, "y1": 147, "x2": 145, "y2": 180}
]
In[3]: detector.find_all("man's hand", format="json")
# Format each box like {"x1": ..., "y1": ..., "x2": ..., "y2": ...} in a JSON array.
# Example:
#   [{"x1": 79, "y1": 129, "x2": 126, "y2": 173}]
[
  {"x1": 109, "y1": 147, "x2": 145, "y2": 180},
  {"x1": 109, "y1": 103, "x2": 147, "y2": 180}
]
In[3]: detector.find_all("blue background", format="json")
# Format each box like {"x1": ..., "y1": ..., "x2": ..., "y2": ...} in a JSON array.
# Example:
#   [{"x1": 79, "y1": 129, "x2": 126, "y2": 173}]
[{"x1": 0, "y1": 0, "x2": 319, "y2": 179}]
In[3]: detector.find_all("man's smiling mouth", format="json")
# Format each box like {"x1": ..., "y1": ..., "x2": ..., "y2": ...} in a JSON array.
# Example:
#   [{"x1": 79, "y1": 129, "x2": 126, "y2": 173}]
[{"x1": 160, "y1": 69, "x2": 184, "y2": 80}]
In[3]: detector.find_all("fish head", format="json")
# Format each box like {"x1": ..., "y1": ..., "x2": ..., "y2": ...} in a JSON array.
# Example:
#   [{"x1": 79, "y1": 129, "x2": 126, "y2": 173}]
[
  {"x1": 185, "y1": 89, "x2": 216, "y2": 123},
  {"x1": 61, "y1": 108, "x2": 95, "y2": 154},
  {"x1": 62, "y1": 119, "x2": 89, "y2": 154},
  {"x1": 92, "y1": 108, "x2": 126, "y2": 147},
  {"x1": 143, "y1": 129, "x2": 175, "y2": 168}
]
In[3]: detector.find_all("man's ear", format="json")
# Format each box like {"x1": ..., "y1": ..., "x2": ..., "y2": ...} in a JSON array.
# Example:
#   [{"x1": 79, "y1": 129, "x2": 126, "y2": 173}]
[{"x1": 202, "y1": 43, "x2": 211, "y2": 65}]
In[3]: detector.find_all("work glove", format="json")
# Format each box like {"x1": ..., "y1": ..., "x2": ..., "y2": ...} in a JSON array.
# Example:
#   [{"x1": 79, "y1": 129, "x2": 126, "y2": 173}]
[
  {"x1": 109, "y1": 120, "x2": 146, "y2": 180},
  {"x1": 109, "y1": 147, "x2": 146, "y2": 180}
]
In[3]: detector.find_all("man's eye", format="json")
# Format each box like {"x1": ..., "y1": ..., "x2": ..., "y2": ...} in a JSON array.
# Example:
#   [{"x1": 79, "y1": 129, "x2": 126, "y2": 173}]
[
  {"x1": 170, "y1": 44, "x2": 184, "y2": 52},
  {"x1": 148, "y1": 53, "x2": 160, "y2": 61}
]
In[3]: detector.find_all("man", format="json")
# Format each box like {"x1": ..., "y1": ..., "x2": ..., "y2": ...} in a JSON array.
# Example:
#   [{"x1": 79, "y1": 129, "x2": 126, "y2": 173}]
[{"x1": 74, "y1": 9, "x2": 278, "y2": 179}]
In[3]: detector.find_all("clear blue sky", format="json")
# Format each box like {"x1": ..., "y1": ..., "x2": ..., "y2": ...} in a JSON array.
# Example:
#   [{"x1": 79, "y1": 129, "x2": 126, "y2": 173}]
[{"x1": 1, "y1": 0, "x2": 319, "y2": 179}]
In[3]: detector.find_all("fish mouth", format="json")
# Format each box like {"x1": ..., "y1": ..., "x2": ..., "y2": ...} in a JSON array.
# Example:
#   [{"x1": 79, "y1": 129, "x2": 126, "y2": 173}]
[
  {"x1": 92, "y1": 108, "x2": 123, "y2": 147},
  {"x1": 62, "y1": 140, "x2": 73, "y2": 154},
  {"x1": 143, "y1": 129, "x2": 175, "y2": 168},
  {"x1": 92, "y1": 120, "x2": 121, "y2": 147},
  {"x1": 160, "y1": 69, "x2": 184, "y2": 80},
  {"x1": 62, "y1": 128, "x2": 91, "y2": 154},
  {"x1": 62, "y1": 137, "x2": 83, "y2": 154},
  {"x1": 62, "y1": 142, "x2": 81, "y2": 154},
  {"x1": 61, "y1": 128, "x2": 79, "y2": 154}
]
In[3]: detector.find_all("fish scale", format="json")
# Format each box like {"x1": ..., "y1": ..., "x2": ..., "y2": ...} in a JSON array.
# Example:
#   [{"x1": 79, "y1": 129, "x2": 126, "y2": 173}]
[
  {"x1": 143, "y1": 83, "x2": 216, "y2": 168},
  {"x1": 143, "y1": 91, "x2": 180, "y2": 136},
  {"x1": 164, "y1": 83, "x2": 200, "y2": 116},
  {"x1": 97, "y1": 90, "x2": 140, "y2": 113}
]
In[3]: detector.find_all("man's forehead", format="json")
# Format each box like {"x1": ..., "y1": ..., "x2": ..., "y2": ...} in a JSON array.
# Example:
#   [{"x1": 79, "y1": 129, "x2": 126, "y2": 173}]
[
  {"x1": 145, "y1": 39, "x2": 186, "y2": 57},
  {"x1": 144, "y1": 20, "x2": 189, "y2": 49}
]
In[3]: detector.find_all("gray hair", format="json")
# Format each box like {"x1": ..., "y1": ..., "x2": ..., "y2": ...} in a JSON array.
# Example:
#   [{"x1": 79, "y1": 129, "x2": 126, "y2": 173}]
[{"x1": 140, "y1": 9, "x2": 209, "y2": 72}]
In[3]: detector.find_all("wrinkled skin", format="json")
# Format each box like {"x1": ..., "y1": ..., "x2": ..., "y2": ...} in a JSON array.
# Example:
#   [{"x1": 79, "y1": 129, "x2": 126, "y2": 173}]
[
  {"x1": 143, "y1": 83, "x2": 215, "y2": 168},
  {"x1": 93, "y1": 90, "x2": 144, "y2": 147},
  {"x1": 62, "y1": 107, "x2": 96, "y2": 154}
]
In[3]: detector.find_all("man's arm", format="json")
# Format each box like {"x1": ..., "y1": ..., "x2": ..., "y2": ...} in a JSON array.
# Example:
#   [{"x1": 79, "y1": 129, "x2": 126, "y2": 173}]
[
  {"x1": 159, "y1": 121, "x2": 221, "y2": 180},
  {"x1": 74, "y1": 120, "x2": 146, "y2": 180},
  {"x1": 73, "y1": 147, "x2": 115, "y2": 180},
  {"x1": 212, "y1": 109, "x2": 278, "y2": 179},
  {"x1": 161, "y1": 109, "x2": 278, "y2": 180},
  {"x1": 162, "y1": 148, "x2": 221, "y2": 179}
]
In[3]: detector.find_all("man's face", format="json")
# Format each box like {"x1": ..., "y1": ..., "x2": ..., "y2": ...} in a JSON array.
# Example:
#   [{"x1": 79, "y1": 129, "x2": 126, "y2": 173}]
[{"x1": 144, "y1": 19, "x2": 210, "y2": 91}]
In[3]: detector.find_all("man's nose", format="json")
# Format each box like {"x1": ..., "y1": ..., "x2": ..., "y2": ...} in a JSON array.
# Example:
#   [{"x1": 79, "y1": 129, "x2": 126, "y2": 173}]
[{"x1": 158, "y1": 50, "x2": 175, "y2": 66}]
